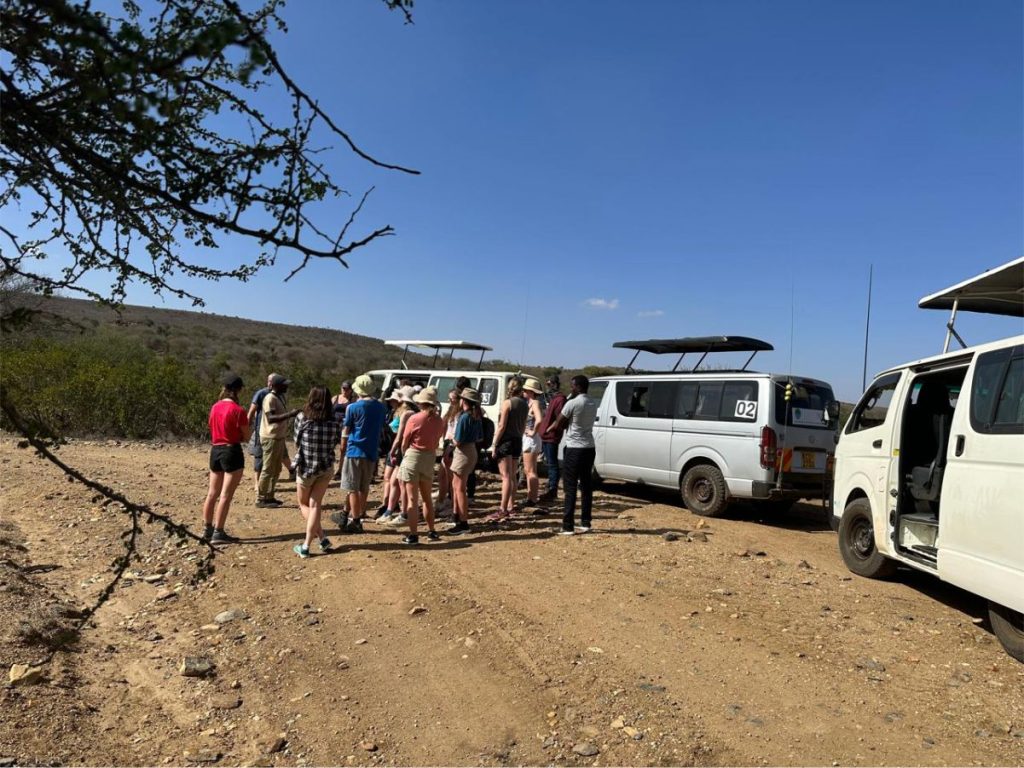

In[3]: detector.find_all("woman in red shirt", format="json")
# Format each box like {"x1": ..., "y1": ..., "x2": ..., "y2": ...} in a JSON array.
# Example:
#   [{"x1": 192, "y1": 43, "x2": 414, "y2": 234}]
[{"x1": 203, "y1": 373, "x2": 251, "y2": 544}]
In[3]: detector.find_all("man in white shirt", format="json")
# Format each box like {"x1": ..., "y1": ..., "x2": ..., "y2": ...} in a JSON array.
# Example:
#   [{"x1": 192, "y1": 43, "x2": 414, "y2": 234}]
[{"x1": 545, "y1": 374, "x2": 599, "y2": 535}]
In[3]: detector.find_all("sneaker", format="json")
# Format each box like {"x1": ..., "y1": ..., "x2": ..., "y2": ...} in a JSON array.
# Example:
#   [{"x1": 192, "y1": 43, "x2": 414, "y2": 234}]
[
  {"x1": 210, "y1": 529, "x2": 238, "y2": 544},
  {"x1": 345, "y1": 517, "x2": 364, "y2": 534},
  {"x1": 319, "y1": 538, "x2": 332, "y2": 552},
  {"x1": 374, "y1": 511, "x2": 393, "y2": 524},
  {"x1": 293, "y1": 544, "x2": 310, "y2": 559},
  {"x1": 374, "y1": 504, "x2": 389, "y2": 519},
  {"x1": 387, "y1": 513, "x2": 408, "y2": 528},
  {"x1": 558, "y1": 529, "x2": 575, "y2": 536},
  {"x1": 329, "y1": 510, "x2": 348, "y2": 530},
  {"x1": 401, "y1": 534, "x2": 419, "y2": 545},
  {"x1": 426, "y1": 531, "x2": 441, "y2": 542},
  {"x1": 202, "y1": 524, "x2": 215, "y2": 541},
  {"x1": 448, "y1": 520, "x2": 469, "y2": 535},
  {"x1": 540, "y1": 490, "x2": 557, "y2": 502},
  {"x1": 256, "y1": 497, "x2": 283, "y2": 508},
  {"x1": 575, "y1": 526, "x2": 592, "y2": 534}
]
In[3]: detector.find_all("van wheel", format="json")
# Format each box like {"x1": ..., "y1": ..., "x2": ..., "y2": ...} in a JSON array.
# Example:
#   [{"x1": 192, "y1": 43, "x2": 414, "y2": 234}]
[
  {"x1": 838, "y1": 499, "x2": 896, "y2": 579},
  {"x1": 681, "y1": 464, "x2": 728, "y2": 517},
  {"x1": 988, "y1": 601, "x2": 1024, "y2": 663}
]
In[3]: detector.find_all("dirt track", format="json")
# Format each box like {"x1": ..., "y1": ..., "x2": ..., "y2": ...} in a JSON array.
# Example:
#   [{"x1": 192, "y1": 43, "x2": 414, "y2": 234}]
[{"x1": 1, "y1": 438, "x2": 1022, "y2": 766}]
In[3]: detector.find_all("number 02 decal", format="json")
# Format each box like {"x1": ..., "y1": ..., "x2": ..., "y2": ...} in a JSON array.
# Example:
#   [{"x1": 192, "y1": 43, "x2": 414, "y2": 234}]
[{"x1": 734, "y1": 400, "x2": 757, "y2": 419}]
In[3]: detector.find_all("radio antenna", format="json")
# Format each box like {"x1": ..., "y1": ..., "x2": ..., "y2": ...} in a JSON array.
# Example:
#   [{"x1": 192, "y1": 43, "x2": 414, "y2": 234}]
[{"x1": 862, "y1": 264, "x2": 873, "y2": 392}]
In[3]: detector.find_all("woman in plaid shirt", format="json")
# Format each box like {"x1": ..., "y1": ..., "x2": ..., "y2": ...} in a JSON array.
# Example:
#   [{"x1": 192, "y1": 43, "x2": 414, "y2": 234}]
[{"x1": 292, "y1": 386, "x2": 342, "y2": 558}]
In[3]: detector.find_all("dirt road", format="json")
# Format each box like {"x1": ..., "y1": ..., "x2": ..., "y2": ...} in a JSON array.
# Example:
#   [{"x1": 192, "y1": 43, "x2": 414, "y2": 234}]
[{"x1": 1, "y1": 438, "x2": 1022, "y2": 766}]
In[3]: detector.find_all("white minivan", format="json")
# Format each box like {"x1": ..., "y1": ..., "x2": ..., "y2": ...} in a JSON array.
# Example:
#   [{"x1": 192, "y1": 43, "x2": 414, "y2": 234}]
[
  {"x1": 590, "y1": 337, "x2": 840, "y2": 517},
  {"x1": 831, "y1": 257, "x2": 1024, "y2": 662}
]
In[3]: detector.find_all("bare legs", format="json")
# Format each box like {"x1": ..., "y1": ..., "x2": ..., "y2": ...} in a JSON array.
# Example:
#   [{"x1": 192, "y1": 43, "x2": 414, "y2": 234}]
[
  {"x1": 296, "y1": 473, "x2": 332, "y2": 548},
  {"x1": 523, "y1": 450, "x2": 540, "y2": 503},
  {"x1": 203, "y1": 469, "x2": 242, "y2": 534},
  {"x1": 452, "y1": 472, "x2": 470, "y2": 522},
  {"x1": 497, "y1": 455, "x2": 516, "y2": 513},
  {"x1": 405, "y1": 477, "x2": 436, "y2": 536}
]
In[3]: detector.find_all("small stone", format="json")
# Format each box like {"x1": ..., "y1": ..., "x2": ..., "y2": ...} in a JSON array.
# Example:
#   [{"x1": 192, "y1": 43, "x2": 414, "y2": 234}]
[
  {"x1": 855, "y1": 658, "x2": 886, "y2": 672},
  {"x1": 662, "y1": 532, "x2": 679, "y2": 542},
  {"x1": 304, "y1": 616, "x2": 319, "y2": 626},
  {"x1": 156, "y1": 589, "x2": 176, "y2": 601},
  {"x1": 0, "y1": 757, "x2": 15, "y2": 767},
  {"x1": 210, "y1": 695, "x2": 241, "y2": 710},
  {"x1": 610, "y1": 717, "x2": 625, "y2": 730},
  {"x1": 542, "y1": 737, "x2": 556, "y2": 749},
  {"x1": 230, "y1": 680, "x2": 242, "y2": 690},
  {"x1": 695, "y1": 518, "x2": 708, "y2": 529},
  {"x1": 883, "y1": 712, "x2": 903, "y2": 723},
  {"x1": 572, "y1": 742, "x2": 599, "y2": 757},
  {"x1": 464, "y1": 637, "x2": 477, "y2": 648},
  {"x1": 587, "y1": 647, "x2": 603, "y2": 654},
  {"x1": 638, "y1": 682, "x2": 666, "y2": 693},
  {"x1": 200, "y1": 624, "x2": 220, "y2": 632},
  {"x1": 974, "y1": 729, "x2": 990, "y2": 738},
  {"x1": 214, "y1": 609, "x2": 247, "y2": 624},
  {"x1": 354, "y1": 638, "x2": 367, "y2": 645},
  {"x1": 623, "y1": 726, "x2": 642, "y2": 740},
  {"x1": 179, "y1": 657, "x2": 215, "y2": 678},
  {"x1": 734, "y1": 549, "x2": 751, "y2": 558},
  {"x1": 688, "y1": 532, "x2": 708, "y2": 542},
  {"x1": 9, "y1": 664, "x2": 44, "y2": 686},
  {"x1": 144, "y1": 574, "x2": 165, "y2": 583},
  {"x1": 265, "y1": 738, "x2": 286, "y2": 754},
  {"x1": 408, "y1": 606, "x2": 427, "y2": 616},
  {"x1": 184, "y1": 750, "x2": 220, "y2": 763},
  {"x1": 359, "y1": 741, "x2": 378, "y2": 752},
  {"x1": 797, "y1": 560, "x2": 812, "y2": 569}
]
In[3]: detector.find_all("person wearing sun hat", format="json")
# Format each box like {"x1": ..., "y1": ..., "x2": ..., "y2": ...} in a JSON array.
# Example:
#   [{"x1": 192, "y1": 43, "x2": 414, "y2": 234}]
[
  {"x1": 448, "y1": 387, "x2": 483, "y2": 535},
  {"x1": 396, "y1": 386, "x2": 445, "y2": 544},
  {"x1": 339, "y1": 374, "x2": 387, "y2": 533},
  {"x1": 520, "y1": 377, "x2": 547, "y2": 510}
]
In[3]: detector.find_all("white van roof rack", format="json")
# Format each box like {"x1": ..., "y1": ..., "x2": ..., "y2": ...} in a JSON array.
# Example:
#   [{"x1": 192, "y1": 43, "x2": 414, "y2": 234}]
[
  {"x1": 613, "y1": 336, "x2": 774, "y2": 373},
  {"x1": 917, "y1": 256, "x2": 1024, "y2": 352},
  {"x1": 384, "y1": 340, "x2": 493, "y2": 370}
]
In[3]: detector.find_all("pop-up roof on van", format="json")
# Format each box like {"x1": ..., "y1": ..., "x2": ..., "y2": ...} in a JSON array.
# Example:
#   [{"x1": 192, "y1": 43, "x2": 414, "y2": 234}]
[
  {"x1": 917, "y1": 256, "x2": 1024, "y2": 352},
  {"x1": 613, "y1": 336, "x2": 774, "y2": 373},
  {"x1": 384, "y1": 340, "x2": 493, "y2": 371}
]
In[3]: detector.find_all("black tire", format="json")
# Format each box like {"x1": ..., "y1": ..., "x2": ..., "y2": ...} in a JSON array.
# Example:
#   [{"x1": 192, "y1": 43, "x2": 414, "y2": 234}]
[
  {"x1": 837, "y1": 499, "x2": 896, "y2": 579},
  {"x1": 681, "y1": 464, "x2": 729, "y2": 517},
  {"x1": 988, "y1": 601, "x2": 1024, "y2": 664}
]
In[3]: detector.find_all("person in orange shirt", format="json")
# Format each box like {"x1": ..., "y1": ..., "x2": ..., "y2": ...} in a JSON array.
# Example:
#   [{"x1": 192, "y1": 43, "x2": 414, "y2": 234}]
[{"x1": 397, "y1": 387, "x2": 446, "y2": 544}]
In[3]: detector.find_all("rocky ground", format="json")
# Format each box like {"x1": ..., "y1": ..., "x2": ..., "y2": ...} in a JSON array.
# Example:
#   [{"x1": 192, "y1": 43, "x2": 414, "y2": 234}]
[{"x1": 1, "y1": 437, "x2": 1022, "y2": 767}]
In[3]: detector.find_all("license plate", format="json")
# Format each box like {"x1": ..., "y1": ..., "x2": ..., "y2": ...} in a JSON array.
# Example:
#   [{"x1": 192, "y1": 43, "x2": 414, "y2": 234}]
[{"x1": 801, "y1": 451, "x2": 817, "y2": 469}]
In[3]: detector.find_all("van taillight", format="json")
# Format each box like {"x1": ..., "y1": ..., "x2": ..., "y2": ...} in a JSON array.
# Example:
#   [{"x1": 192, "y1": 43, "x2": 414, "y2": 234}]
[{"x1": 760, "y1": 426, "x2": 777, "y2": 470}]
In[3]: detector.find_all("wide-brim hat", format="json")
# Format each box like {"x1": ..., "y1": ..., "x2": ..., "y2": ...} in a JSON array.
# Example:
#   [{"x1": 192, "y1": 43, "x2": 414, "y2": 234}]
[
  {"x1": 385, "y1": 389, "x2": 402, "y2": 402},
  {"x1": 523, "y1": 377, "x2": 544, "y2": 394},
  {"x1": 352, "y1": 374, "x2": 377, "y2": 397},
  {"x1": 399, "y1": 385, "x2": 417, "y2": 404},
  {"x1": 460, "y1": 387, "x2": 481, "y2": 404},
  {"x1": 414, "y1": 386, "x2": 439, "y2": 407}
]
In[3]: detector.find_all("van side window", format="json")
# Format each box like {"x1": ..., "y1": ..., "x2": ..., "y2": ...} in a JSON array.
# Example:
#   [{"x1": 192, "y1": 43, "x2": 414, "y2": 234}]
[
  {"x1": 617, "y1": 382, "x2": 651, "y2": 416},
  {"x1": 478, "y1": 378, "x2": 499, "y2": 406},
  {"x1": 971, "y1": 345, "x2": 1024, "y2": 434},
  {"x1": 846, "y1": 373, "x2": 900, "y2": 433},
  {"x1": 675, "y1": 383, "x2": 698, "y2": 418},
  {"x1": 720, "y1": 381, "x2": 759, "y2": 421},
  {"x1": 588, "y1": 381, "x2": 609, "y2": 403},
  {"x1": 648, "y1": 382, "x2": 679, "y2": 418},
  {"x1": 694, "y1": 382, "x2": 723, "y2": 420}
]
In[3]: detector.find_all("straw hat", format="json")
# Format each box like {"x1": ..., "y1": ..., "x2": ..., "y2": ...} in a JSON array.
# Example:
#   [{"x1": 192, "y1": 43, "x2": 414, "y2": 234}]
[
  {"x1": 460, "y1": 387, "x2": 481, "y2": 404},
  {"x1": 352, "y1": 374, "x2": 377, "y2": 397},
  {"x1": 399, "y1": 385, "x2": 417, "y2": 404},
  {"x1": 414, "y1": 386, "x2": 439, "y2": 407},
  {"x1": 385, "y1": 389, "x2": 402, "y2": 403},
  {"x1": 523, "y1": 377, "x2": 544, "y2": 395}
]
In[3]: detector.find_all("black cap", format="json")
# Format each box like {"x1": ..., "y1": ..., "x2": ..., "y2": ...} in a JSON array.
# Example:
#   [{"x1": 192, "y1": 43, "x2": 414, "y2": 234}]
[
  {"x1": 270, "y1": 374, "x2": 290, "y2": 387},
  {"x1": 221, "y1": 372, "x2": 244, "y2": 390}
]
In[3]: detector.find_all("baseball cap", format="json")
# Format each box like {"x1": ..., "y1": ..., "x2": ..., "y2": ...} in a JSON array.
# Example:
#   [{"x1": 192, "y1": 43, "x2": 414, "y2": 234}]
[
  {"x1": 270, "y1": 374, "x2": 290, "y2": 387},
  {"x1": 221, "y1": 372, "x2": 244, "y2": 390}
]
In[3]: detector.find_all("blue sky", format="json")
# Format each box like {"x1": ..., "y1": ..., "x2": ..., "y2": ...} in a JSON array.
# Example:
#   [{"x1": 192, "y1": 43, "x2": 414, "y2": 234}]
[{"x1": 92, "y1": 1, "x2": 1024, "y2": 399}]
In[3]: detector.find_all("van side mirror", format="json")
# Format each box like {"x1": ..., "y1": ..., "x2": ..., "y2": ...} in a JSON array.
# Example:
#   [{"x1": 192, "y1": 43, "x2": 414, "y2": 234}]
[{"x1": 826, "y1": 401, "x2": 841, "y2": 421}]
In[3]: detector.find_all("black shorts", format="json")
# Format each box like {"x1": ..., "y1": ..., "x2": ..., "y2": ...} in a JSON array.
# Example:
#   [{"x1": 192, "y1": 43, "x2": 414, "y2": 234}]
[
  {"x1": 493, "y1": 435, "x2": 522, "y2": 460},
  {"x1": 210, "y1": 444, "x2": 244, "y2": 473}
]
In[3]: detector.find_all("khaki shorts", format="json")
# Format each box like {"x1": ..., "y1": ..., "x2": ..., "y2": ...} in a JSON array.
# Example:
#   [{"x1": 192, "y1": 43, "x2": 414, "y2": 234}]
[
  {"x1": 341, "y1": 457, "x2": 374, "y2": 494},
  {"x1": 398, "y1": 448, "x2": 435, "y2": 484},
  {"x1": 297, "y1": 467, "x2": 333, "y2": 489},
  {"x1": 450, "y1": 443, "x2": 477, "y2": 478}
]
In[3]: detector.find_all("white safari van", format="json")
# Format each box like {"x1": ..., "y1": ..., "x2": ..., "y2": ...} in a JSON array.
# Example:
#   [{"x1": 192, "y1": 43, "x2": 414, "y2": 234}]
[
  {"x1": 831, "y1": 257, "x2": 1024, "y2": 662},
  {"x1": 590, "y1": 337, "x2": 840, "y2": 516},
  {"x1": 366, "y1": 340, "x2": 525, "y2": 422}
]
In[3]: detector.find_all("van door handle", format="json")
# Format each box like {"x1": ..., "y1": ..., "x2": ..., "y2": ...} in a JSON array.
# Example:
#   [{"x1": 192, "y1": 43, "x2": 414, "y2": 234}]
[
  {"x1": 610, "y1": 415, "x2": 617, "y2": 425},
  {"x1": 954, "y1": 435, "x2": 965, "y2": 456},
  {"x1": 872, "y1": 439, "x2": 883, "y2": 449}
]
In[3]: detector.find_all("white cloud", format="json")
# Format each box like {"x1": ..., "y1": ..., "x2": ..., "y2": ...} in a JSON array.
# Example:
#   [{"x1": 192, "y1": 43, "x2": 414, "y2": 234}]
[
  {"x1": 637, "y1": 309, "x2": 664, "y2": 318},
  {"x1": 583, "y1": 297, "x2": 619, "y2": 310}
]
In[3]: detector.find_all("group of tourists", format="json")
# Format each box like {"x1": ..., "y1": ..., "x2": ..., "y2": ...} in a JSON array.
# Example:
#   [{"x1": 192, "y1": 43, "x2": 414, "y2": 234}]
[{"x1": 202, "y1": 368, "x2": 599, "y2": 557}]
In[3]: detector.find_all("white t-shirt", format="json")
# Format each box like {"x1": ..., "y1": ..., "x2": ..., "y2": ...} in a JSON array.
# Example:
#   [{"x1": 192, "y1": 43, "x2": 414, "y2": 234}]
[{"x1": 561, "y1": 394, "x2": 598, "y2": 449}]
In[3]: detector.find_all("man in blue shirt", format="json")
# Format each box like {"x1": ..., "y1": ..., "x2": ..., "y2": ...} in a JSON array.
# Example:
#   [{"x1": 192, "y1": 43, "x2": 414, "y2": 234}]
[{"x1": 339, "y1": 374, "x2": 387, "y2": 533}]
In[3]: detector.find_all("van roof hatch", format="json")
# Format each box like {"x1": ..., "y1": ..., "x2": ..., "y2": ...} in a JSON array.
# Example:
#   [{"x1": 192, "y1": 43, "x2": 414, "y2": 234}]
[
  {"x1": 917, "y1": 256, "x2": 1024, "y2": 352},
  {"x1": 384, "y1": 340, "x2": 493, "y2": 370},
  {"x1": 612, "y1": 336, "x2": 774, "y2": 373}
]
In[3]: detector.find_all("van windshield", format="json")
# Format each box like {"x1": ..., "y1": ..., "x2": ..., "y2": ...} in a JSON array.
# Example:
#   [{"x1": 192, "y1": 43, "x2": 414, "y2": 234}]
[{"x1": 773, "y1": 380, "x2": 836, "y2": 430}]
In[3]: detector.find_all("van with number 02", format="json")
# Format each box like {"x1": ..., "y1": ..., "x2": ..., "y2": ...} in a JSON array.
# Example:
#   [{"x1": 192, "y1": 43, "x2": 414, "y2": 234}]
[
  {"x1": 831, "y1": 256, "x2": 1024, "y2": 663},
  {"x1": 588, "y1": 337, "x2": 841, "y2": 517}
]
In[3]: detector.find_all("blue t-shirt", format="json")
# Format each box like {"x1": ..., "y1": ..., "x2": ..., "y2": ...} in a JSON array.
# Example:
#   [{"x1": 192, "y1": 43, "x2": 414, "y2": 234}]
[
  {"x1": 454, "y1": 412, "x2": 482, "y2": 444},
  {"x1": 251, "y1": 387, "x2": 270, "y2": 431},
  {"x1": 343, "y1": 398, "x2": 388, "y2": 460}
]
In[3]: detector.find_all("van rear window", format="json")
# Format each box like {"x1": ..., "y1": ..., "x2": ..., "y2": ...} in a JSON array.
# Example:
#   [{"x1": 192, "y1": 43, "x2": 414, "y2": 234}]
[{"x1": 774, "y1": 380, "x2": 836, "y2": 430}]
